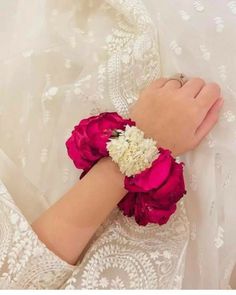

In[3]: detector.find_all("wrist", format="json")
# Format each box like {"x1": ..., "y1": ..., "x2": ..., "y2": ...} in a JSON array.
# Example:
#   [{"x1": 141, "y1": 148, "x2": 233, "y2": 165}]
[
  {"x1": 129, "y1": 108, "x2": 148, "y2": 133},
  {"x1": 93, "y1": 156, "x2": 127, "y2": 195}
]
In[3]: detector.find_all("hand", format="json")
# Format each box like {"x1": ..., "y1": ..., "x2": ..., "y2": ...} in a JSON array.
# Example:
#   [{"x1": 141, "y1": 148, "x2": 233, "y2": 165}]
[{"x1": 129, "y1": 77, "x2": 224, "y2": 156}]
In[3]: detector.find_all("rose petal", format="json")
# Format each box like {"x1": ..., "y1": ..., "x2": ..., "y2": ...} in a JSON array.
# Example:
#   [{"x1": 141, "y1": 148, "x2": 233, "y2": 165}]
[
  {"x1": 66, "y1": 135, "x2": 92, "y2": 170},
  {"x1": 118, "y1": 192, "x2": 137, "y2": 217},
  {"x1": 92, "y1": 135, "x2": 110, "y2": 155},
  {"x1": 124, "y1": 149, "x2": 173, "y2": 192},
  {"x1": 145, "y1": 204, "x2": 177, "y2": 225},
  {"x1": 151, "y1": 161, "x2": 186, "y2": 203},
  {"x1": 134, "y1": 196, "x2": 149, "y2": 226},
  {"x1": 73, "y1": 155, "x2": 92, "y2": 170},
  {"x1": 134, "y1": 193, "x2": 177, "y2": 226}
]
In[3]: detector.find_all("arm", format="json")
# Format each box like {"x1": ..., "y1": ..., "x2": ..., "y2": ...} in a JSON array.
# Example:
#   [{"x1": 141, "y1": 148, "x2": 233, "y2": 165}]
[
  {"x1": 32, "y1": 157, "x2": 126, "y2": 265},
  {"x1": 32, "y1": 77, "x2": 223, "y2": 266}
]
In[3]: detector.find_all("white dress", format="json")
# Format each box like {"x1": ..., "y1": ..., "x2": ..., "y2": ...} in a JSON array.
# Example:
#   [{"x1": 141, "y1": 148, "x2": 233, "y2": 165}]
[{"x1": 0, "y1": 0, "x2": 235, "y2": 289}]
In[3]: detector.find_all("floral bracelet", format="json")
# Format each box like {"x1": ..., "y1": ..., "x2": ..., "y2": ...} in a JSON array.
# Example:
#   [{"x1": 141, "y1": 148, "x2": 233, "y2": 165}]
[{"x1": 66, "y1": 112, "x2": 186, "y2": 226}]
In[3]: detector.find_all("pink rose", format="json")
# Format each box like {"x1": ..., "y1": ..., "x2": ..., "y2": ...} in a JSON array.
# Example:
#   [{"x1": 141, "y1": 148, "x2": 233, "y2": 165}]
[
  {"x1": 118, "y1": 192, "x2": 177, "y2": 226},
  {"x1": 66, "y1": 112, "x2": 135, "y2": 171},
  {"x1": 118, "y1": 192, "x2": 136, "y2": 217},
  {"x1": 150, "y1": 160, "x2": 186, "y2": 207},
  {"x1": 134, "y1": 195, "x2": 177, "y2": 226},
  {"x1": 124, "y1": 149, "x2": 173, "y2": 192},
  {"x1": 119, "y1": 148, "x2": 186, "y2": 226}
]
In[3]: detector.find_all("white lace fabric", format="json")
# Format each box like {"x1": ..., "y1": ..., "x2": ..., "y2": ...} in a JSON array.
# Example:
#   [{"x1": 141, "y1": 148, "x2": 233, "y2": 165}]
[
  {"x1": 0, "y1": 0, "x2": 235, "y2": 289},
  {"x1": 0, "y1": 180, "x2": 75, "y2": 289}
]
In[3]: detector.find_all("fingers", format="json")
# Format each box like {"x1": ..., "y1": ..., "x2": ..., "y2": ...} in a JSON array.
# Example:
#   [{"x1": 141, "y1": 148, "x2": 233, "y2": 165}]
[
  {"x1": 163, "y1": 79, "x2": 182, "y2": 90},
  {"x1": 195, "y1": 82, "x2": 221, "y2": 113},
  {"x1": 150, "y1": 78, "x2": 168, "y2": 88},
  {"x1": 150, "y1": 77, "x2": 182, "y2": 89},
  {"x1": 194, "y1": 97, "x2": 224, "y2": 143},
  {"x1": 180, "y1": 78, "x2": 205, "y2": 97}
]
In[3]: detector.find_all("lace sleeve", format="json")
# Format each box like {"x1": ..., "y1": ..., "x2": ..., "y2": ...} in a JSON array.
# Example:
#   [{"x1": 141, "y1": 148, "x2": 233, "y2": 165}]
[{"x1": 0, "y1": 180, "x2": 76, "y2": 289}]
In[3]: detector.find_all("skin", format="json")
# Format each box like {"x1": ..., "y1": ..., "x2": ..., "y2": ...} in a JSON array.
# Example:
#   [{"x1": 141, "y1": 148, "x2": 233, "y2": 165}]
[{"x1": 32, "y1": 77, "x2": 223, "y2": 265}]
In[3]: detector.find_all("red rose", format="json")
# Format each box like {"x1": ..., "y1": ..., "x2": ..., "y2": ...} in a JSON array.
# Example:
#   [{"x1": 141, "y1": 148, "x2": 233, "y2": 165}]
[
  {"x1": 119, "y1": 148, "x2": 186, "y2": 226},
  {"x1": 66, "y1": 112, "x2": 135, "y2": 171},
  {"x1": 118, "y1": 192, "x2": 177, "y2": 226},
  {"x1": 118, "y1": 191, "x2": 136, "y2": 217},
  {"x1": 134, "y1": 194, "x2": 177, "y2": 226},
  {"x1": 124, "y1": 149, "x2": 173, "y2": 192},
  {"x1": 150, "y1": 160, "x2": 186, "y2": 207}
]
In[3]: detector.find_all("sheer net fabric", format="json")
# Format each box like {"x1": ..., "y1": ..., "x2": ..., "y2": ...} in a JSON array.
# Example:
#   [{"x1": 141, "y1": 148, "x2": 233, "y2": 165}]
[
  {"x1": 0, "y1": 178, "x2": 75, "y2": 289},
  {"x1": 0, "y1": 0, "x2": 235, "y2": 289}
]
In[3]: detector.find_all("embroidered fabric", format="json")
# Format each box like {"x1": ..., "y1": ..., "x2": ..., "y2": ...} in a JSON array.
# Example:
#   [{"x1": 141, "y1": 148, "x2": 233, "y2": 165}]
[
  {"x1": 0, "y1": 0, "x2": 235, "y2": 289},
  {"x1": 0, "y1": 180, "x2": 75, "y2": 289}
]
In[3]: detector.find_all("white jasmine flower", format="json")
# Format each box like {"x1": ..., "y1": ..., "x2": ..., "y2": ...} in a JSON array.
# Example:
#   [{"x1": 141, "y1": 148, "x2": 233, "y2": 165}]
[{"x1": 107, "y1": 125, "x2": 159, "y2": 176}]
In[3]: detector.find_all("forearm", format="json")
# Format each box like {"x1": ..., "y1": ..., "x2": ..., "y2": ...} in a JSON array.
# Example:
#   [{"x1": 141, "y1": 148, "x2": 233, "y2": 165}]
[{"x1": 31, "y1": 157, "x2": 126, "y2": 265}]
